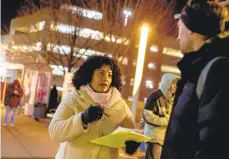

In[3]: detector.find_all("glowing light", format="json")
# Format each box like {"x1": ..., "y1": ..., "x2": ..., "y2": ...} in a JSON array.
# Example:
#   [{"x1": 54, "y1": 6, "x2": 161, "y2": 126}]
[
  {"x1": 161, "y1": 65, "x2": 181, "y2": 74},
  {"x1": 148, "y1": 62, "x2": 156, "y2": 70},
  {"x1": 130, "y1": 78, "x2": 135, "y2": 86},
  {"x1": 51, "y1": 23, "x2": 130, "y2": 45},
  {"x1": 49, "y1": 65, "x2": 68, "y2": 76},
  {"x1": 150, "y1": 45, "x2": 158, "y2": 52},
  {"x1": 60, "y1": 5, "x2": 103, "y2": 20},
  {"x1": 133, "y1": 24, "x2": 149, "y2": 96},
  {"x1": 163, "y1": 47, "x2": 183, "y2": 58},
  {"x1": 30, "y1": 21, "x2": 45, "y2": 32},
  {"x1": 128, "y1": 96, "x2": 133, "y2": 101},
  {"x1": 146, "y1": 80, "x2": 154, "y2": 89},
  {"x1": 124, "y1": 10, "x2": 132, "y2": 16},
  {"x1": 47, "y1": 43, "x2": 106, "y2": 59}
]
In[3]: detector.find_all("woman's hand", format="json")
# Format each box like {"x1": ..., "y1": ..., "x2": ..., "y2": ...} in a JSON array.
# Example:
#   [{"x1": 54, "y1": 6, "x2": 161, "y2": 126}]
[
  {"x1": 81, "y1": 105, "x2": 104, "y2": 125},
  {"x1": 125, "y1": 140, "x2": 141, "y2": 155}
]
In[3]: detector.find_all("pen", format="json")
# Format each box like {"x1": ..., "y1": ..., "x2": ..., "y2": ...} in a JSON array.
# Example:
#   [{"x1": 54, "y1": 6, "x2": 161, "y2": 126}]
[{"x1": 104, "y1": 112, "x2": 109, "y2": 117}]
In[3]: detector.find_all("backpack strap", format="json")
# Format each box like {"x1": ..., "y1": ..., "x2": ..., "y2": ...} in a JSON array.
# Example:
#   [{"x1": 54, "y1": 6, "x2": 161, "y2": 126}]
[{"x1": 196, "y1": 57, "x2": 225, "y2": 99}]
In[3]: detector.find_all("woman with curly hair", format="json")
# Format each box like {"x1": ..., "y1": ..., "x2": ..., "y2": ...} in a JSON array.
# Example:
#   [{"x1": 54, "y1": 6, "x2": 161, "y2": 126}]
[{"x1": 49, "y1": 55, "x2": 136, "y2": 159}]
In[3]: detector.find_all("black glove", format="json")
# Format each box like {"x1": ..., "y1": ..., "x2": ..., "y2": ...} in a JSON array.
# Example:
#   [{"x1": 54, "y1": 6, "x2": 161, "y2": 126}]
[
  {"x1": 81, "y1": 105, "x2": 104, "y2": 125},
  {"x1": 125, "y1": 140, "x2": 141, "y2": 155}
]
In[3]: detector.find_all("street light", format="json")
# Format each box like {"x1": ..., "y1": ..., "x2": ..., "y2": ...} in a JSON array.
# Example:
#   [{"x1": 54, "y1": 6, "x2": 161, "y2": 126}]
[
  {"x1": 131, "y1": 23, "x2": 149, "y2": 119},
  {"x1": 124, "y1": 10, "x2": 132, "y2": 26}
]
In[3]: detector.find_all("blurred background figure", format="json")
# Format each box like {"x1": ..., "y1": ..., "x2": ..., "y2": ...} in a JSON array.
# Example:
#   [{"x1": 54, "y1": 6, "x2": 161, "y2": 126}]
[
  {"x1": 143, "y1": 73, "x2": 179, "y2": 159},
  {"x1": 45, "y1": 85, "x2": 58, "y2": 117},
  {"x1": 3, "y1": 79, "x2": 23, "y2": 127}
]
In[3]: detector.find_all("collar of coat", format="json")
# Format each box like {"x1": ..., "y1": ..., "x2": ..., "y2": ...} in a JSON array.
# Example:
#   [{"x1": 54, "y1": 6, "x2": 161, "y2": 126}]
[
  {"x1": 73, "y1": 86, "x2": 122, "y2": 108},
  {"x1": 177, "y1": 34, "x2": 229, "y2": 83}
]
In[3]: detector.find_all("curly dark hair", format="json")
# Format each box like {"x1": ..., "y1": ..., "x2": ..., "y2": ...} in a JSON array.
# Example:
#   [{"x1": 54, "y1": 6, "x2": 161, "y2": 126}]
[{"x1": 72, "y1": 55, "x2": 122, "y2": 92}]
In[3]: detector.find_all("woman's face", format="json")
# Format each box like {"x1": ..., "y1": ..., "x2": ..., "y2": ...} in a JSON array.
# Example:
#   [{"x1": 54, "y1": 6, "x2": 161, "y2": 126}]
[{"x1": 90, "y1": 64, "x2": 112, "y2": 93}]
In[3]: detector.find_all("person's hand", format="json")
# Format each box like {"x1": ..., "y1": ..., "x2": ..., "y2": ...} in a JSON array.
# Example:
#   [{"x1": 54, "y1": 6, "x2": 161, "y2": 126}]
[
  {"x1": 140, "y1": 119, "x2": 145, "y2": 130},
  {"x1": 125, "y1": 140, "x2": 141, "y2": 155},
  {"x1": 81, "y1": 105, "x2": 104, "y2": 125},
  {"x1": 14, "y1": 90, "x2": 19, "y2": 95}
]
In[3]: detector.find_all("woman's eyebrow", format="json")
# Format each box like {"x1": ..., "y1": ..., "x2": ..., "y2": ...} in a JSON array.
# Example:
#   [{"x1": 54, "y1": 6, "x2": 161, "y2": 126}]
[{"x1": 99, "y1": 70, "x2": 112, "y2": 73}]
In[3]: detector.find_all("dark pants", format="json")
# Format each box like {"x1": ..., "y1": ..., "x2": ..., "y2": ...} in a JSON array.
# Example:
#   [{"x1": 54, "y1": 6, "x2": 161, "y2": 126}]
[{"x1": 145, "y1": 143, "x2": 162, "y2": 159}]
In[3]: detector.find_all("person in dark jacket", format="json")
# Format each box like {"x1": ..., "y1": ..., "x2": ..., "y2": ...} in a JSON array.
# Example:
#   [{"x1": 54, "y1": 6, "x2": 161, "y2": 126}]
[
  {"x1": 45, "y1": 85, "x2": 58, "y2": 116},
  {"x1": 143, "y1": 73, "x2": 179, "y2": 159},
  {"x1": 162, "y1": 1, "x2": 229, "y2": 159}
]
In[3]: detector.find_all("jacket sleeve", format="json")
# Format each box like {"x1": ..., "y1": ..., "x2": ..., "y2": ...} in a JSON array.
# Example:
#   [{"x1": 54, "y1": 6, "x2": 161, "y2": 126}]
[
  {"x1": 49, "y1": 94, "x2": 89, "y2": 142},
  {"x1": 4, "y1": 85, "x2": 14, "y2": 106},
  {"x1": 143, "y1": 94, "x2": 169, "y2": 127},
  {"x1": 18, "y1": 87, "x2": 23, "y2": 98},
  {"x1": 121, "y1": 101, "x2": 135, "y2": 129},
  {"x1": 195, "y1": 60, "x2": 229, "y2": 159},
  {"x1": 143, "y1": 109, "x2": 169, "y2": 127}
]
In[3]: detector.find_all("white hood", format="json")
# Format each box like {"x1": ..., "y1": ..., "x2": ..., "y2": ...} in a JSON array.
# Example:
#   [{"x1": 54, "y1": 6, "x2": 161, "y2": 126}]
[{"x1": 159, "y1": 73, "x2": 180, "y2": 100}]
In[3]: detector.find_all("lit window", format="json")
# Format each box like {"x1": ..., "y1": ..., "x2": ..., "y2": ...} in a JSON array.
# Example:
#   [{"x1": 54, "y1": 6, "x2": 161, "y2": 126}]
[
  {"x1": 36, "y1": 42, "x2": 42, "y2": 51},
  {"x1": 118, "y1": 56, "x2": 123, "y2": 62},
  {"x1": 47, "y1": 44, "x2": 71, "y2": 54},
  {"x1": 23, "y1": 46, "x2": 27, "y2": 50},
  {"x1": 46, "y1": 43, "x2": 106, "y2": 59},
  {"x1": 49, "y1": 65, "x2": 68, "y2": 76},
  {"x1": 50, "y1": 23, "x2": 130, "y2": 45},
  {"x1": 118, "y1": 57, "x2": 128, "y2": 65},
  {"x1": 103, "y1": 35, "x2": 130, "y2": 45},
  {"x1": 144, "y1": 98, "x2": 147, "y2": 103},
  {"x1": 60, "y1": 5, "x2": 103, "y2": 20},
  {"x1": 150, "y1": 45, "x2": 158, "y2": 52},
  {"x1": 128, "y1": 96, "x2": 133, "y2": 101},
  {"x1": 74, "y1": 48, "x2": 105, "y2": 59},
  {"x1": 56, "y1": 87, "x2": 64, "y2": 91},
  {"x1": 122, "y1": 57, "x2": 128, "y2": 65},
  {"x1": 161, "y1": 65, "x2": 181, "y2": 74},
  {"x1": 163, "y1": 47, "x2": 183, "y2": 58},
  {"x1": 11, "y1": 45, "x2": 39, "y2": 52},
  {"x1": 146, "y1": 80, "x2": 154, "y2": 89},
  {"x1": 132, "y1": 59, "x2": 137, "y2": 66},
  {"x1": 30, "y1": 21, "x2": 45, "y2": 32},
  {"x1": 130, "y1": 78, "x2": 134, "y2": 86},
  {"x1": 122, "y1": 76, "x2": 126, "y2": 85},
  {"x1": 51, "y1": 23, "x2": 101, "y2": 40},
  {"x1": 148, "y1": 62, "x2": 156, "y2": 70}
]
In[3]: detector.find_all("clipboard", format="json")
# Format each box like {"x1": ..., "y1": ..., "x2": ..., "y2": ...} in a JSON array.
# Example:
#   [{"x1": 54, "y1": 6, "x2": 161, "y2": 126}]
[{"x1": 90, "y1": 130, "x2": 151, "y2": 148}]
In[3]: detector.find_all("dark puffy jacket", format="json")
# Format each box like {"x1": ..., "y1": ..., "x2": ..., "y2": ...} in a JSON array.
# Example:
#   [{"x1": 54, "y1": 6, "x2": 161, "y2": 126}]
[
  {"x1": 4, "y1": 84, "x2": 19, "y2": 107},
  {"x1": 162, "y1": 36, "x2": 229, "y2": 159}
]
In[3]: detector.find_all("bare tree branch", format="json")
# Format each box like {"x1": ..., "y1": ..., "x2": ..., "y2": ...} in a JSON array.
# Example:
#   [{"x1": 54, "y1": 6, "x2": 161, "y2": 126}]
[{"x1": 8, "y1": 0, "x2": 176, "y2": 75}]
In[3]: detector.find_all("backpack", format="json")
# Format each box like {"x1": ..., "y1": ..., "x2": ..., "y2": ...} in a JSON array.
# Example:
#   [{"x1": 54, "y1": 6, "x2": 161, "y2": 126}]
[{"x1": 196, "y1": 57, "x2": 228, "y2": 99}]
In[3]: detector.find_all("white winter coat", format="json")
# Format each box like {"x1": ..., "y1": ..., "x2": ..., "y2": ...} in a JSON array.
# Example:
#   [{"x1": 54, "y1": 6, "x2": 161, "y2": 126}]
[{"x1": 49, "y1": 87, "x2": 135, "y2": 159}]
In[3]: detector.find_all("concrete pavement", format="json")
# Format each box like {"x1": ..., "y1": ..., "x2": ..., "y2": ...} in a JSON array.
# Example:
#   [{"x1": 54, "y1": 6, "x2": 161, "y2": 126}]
[
  {"x1": 1, "y1": 104, "x2": 144, "y2": 159},
  {"x1": 1, "y1": 104, "x2": 59, "y2": 159}
]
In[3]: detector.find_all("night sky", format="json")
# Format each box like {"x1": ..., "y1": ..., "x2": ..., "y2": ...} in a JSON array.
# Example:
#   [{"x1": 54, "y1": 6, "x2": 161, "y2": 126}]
[
  {"x1": 1, "y1": 0, "x2": 188, "y2": 32},
  {"x1": 1, "y1": 0, "x2": 24, "y2": 32}
]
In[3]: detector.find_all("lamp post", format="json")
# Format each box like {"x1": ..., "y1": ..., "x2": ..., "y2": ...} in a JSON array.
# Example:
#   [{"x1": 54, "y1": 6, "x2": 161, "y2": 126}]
[
  {"x1": 124, "y1": 10, "x2": 132, "y2": 26},
  {"x1": 131, "y1": 23, "x2": 149, "y2": 120}
]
